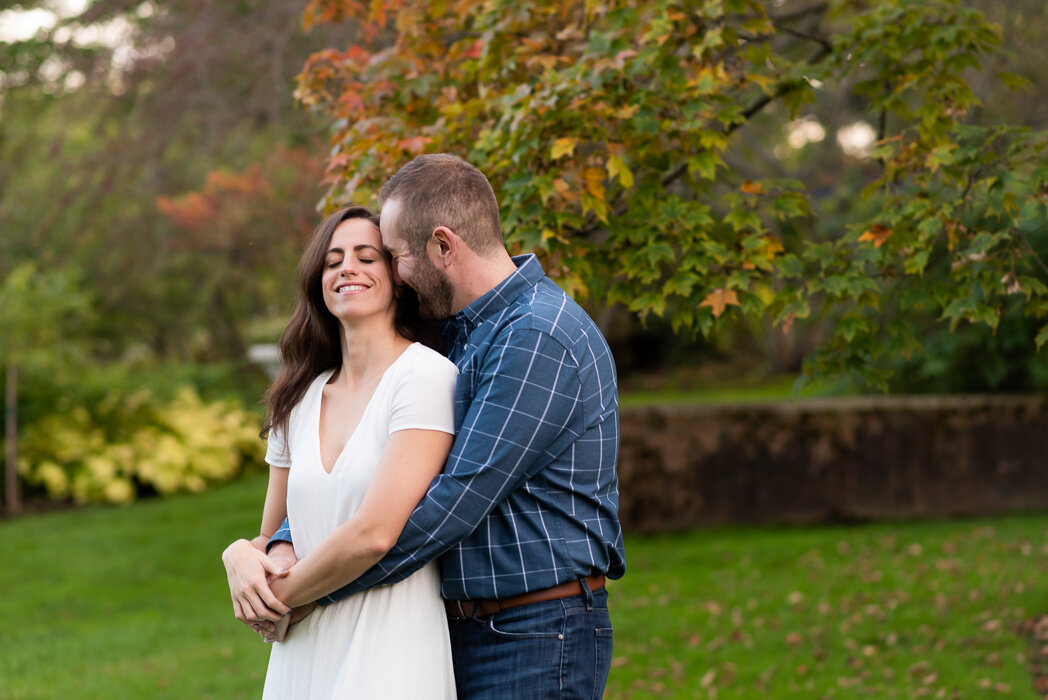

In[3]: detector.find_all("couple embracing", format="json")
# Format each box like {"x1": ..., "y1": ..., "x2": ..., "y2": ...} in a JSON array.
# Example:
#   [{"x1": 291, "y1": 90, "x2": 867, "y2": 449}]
[{"x1": 222, "y1": 153, "x2": 626, "y2": 699}]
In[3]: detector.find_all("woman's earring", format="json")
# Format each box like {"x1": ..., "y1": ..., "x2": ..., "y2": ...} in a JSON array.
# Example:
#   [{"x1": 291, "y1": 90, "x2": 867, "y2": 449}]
[{"x1": 394, "y1": 284, "x2": 404, "y2": 300}]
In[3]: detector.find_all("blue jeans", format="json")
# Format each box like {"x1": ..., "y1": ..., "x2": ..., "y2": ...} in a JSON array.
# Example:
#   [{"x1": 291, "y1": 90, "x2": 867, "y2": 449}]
[{"x1": 449, "y1": 580, "x2": 613, "y2": 699}]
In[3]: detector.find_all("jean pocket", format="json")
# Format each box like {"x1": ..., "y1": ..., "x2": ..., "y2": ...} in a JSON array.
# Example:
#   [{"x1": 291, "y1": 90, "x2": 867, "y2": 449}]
[{"x1": 485, "y1": 604, "x2": 565, "y2": 639}]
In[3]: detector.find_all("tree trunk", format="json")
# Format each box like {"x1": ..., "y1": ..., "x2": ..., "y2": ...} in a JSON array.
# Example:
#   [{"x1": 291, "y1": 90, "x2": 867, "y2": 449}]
[{"x1": 4, "y1": 363, "x2": 20, "y2": 515}]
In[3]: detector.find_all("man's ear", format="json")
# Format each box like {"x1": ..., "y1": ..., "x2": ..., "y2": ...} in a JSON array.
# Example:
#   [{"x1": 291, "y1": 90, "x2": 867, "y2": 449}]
[{"x1": 429, "y1": 226, "x2": 456, "y2": 268}]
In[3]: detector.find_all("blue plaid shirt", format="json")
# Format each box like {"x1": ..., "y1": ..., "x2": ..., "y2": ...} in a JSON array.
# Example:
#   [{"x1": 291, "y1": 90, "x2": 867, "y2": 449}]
[{"x1": 271, "y1": 254, "x2": 625, "y2": 601}]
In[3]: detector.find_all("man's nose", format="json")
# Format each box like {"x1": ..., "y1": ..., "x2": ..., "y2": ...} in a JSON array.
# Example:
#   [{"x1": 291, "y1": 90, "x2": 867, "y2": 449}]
[{"x1": 391, "y1": 260, "x2": 404, "y2": 285}]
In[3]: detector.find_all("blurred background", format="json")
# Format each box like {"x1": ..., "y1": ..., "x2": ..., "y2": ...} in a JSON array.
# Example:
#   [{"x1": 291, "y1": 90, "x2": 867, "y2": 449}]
[
  {"x1": 2, "y1": 1, "x2": 1048, "y2": 698},
  {"x1": 1, "y1": 0, "x2": 1046, "y2": 509}
]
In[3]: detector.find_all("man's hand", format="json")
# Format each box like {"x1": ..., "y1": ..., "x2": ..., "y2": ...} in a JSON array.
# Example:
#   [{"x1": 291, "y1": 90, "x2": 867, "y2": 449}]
[
  {"x1": 266, "y1": 541, "x2": 298, "y2": 580},
  {"x1": 222, "y1": 538, "x2": 293, "y2": 624},
  {"x1": 257, "y1": 601, "x2": 318, "y2": 644}
]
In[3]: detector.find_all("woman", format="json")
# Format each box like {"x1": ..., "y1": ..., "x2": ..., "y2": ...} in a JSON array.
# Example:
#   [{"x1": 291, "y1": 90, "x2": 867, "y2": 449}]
[{"x1": 221, "y1": 205, "x2": 458, "y2": 698}]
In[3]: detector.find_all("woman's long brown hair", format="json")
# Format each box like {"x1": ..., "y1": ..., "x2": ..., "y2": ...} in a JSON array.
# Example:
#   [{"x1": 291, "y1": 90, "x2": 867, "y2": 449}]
[{"x1": 261, "y1": 205, "x2": 441, "y2": 444}]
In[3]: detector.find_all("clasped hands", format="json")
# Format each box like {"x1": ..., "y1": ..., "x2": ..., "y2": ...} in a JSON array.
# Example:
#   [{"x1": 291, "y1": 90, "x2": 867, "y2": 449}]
[{"x1": 222, "y1": 539, "x2": 317, "y2": 644}]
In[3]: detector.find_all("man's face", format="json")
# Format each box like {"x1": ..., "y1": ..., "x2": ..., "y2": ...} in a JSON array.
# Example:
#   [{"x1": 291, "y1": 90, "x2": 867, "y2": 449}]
[{"x1": 380, "y1": 199, "x2": 456, "y2": 320}]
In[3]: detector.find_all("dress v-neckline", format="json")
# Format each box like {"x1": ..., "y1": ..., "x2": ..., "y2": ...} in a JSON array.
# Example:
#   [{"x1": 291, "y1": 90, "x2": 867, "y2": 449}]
[{"x1": 315, "y1": 343, "x2": 415, "y2": 475}]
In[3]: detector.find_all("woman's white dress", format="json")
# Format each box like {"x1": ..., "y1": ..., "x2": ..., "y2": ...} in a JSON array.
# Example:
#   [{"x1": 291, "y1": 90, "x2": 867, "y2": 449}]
[{"x1": 261, "y1": 342, "x2": 458, "y2": 699}]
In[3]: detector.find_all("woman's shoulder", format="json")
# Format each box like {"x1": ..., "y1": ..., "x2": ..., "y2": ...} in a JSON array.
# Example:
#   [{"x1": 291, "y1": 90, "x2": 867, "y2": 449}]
[{"x1": 401, "y1": 342, "x2": 458, "y2": 376}]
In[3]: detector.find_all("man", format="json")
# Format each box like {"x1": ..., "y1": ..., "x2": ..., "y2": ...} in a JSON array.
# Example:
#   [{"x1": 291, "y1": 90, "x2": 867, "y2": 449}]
[{"x1": 267, "y1": 153, "x2": 625, "y2": 697}]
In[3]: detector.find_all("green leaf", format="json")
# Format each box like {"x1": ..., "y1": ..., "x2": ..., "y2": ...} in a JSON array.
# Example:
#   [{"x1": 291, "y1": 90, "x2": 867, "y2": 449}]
[
  {"x1": 903, "y1": 249, "x2": 931, "y2": 276},
  {"x1": 1037, "y1": 324, "x2": 1048, "y2": 350},
  {"x1": 836, "y1": 314, "x2": 869, "y2": 343},
  {"x1": 724, "y1": 208, "x2": 761, "y2": 233},
  {"x1": 926, "y1": 143, "x2": 957, "y2": 172},
  {"x1": 605, "y1": 154, "x2": 634, "y2": 189},
  {"x1": 772, "y1": 192, "x2": 809, "y2": 221},
  {"x1": 643, "y1": 243, "x2": 675, "y2": 265},
  {"x1": 627, "y1": 292, "x2": 666, "y2": 317},
  {"x1": 998, "y1": 71, "x2": 1033, "y2": 92},
  {"x1": 775, "y1": 254, "x2": 805, "y2": 279},
  {"x1": 687, "y1": 151, "x2": 723, "y2": 181}
]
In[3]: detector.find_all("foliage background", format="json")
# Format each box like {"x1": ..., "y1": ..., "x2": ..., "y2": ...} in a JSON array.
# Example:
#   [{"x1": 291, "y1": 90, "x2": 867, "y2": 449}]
[{"x1": 0, "y1": 1, "x2": 1046, "y2": 490}]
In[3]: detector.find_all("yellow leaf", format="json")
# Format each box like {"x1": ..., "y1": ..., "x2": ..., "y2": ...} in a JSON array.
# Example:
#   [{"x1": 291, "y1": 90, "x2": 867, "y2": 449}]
[
  {"x1": 616, "y1": 104, "x2": 639, "y2": 119},
  {"x1": 606, "y1": 154, "x2": 634, "y2": 189},
  {"x1": 699, "y1": 288, "x2": 740, "y2": 318},
  {"x1": 368, "y1": 0, "x2": 386, "y2": 25},
  {"x1": 747, "y1": 72, "x2": 776, "y2": 95},
  {"x1": 551, "y1": 137, "x2": 579, "y2": 160},
  {"x1": 764, "y1": 236, "x2": 784, "y2": 255},
  {"x1": 583, "y1": 167, "x2": 606, "y2": 199}
]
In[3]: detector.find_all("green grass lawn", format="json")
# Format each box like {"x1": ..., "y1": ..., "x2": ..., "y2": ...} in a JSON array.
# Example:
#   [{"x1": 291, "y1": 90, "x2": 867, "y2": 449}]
[{"x1": 2, "y1": 475, "x2": 1045, "y2": 699}]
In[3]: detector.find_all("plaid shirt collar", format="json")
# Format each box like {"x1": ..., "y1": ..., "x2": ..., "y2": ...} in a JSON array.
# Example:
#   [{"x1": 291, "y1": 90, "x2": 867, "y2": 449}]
[{"x1": 454, "y1": 254, "x2": 544, "y2": 329}]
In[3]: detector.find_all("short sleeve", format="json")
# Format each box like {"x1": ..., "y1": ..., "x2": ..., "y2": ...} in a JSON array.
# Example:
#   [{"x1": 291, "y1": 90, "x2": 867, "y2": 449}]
[
  {"x1": 388, "y1": 345, "x2": 458, "y2": 435},
  {"x1": 265, "y1": 425, "x2": 292, "y2": 468}
]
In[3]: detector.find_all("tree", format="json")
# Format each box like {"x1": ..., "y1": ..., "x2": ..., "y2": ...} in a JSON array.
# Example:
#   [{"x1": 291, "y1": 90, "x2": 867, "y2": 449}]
[
  {"x1": 155, "y1": 147, "x2": 325, "y2": 358},
  {"x1": 0, "y1": 263, "x2": 91, "y2": 513},
  {"x1": 294, "y1": 0, "x2": 1048, "y2": 387},
  {"x1": 0, "y1": 0, "x2": 346, "y2": 360}
]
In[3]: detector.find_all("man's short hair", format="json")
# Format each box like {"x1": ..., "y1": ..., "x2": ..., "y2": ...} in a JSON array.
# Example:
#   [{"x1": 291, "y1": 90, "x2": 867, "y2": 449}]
[{"x1": 379, "y1": 153, "x2": 504, "y2": 257}]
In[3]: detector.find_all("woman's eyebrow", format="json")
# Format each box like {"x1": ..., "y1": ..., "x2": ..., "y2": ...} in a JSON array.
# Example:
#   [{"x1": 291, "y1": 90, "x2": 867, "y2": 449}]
[{"x1": 326, "y1": 244, "x2": 382, "y2": 255}]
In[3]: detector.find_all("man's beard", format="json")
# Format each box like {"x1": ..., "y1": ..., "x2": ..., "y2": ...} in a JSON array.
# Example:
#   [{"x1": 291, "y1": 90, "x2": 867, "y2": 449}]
[{"x1": 412, "y1": 255, "x2": 455, "y2": 320}]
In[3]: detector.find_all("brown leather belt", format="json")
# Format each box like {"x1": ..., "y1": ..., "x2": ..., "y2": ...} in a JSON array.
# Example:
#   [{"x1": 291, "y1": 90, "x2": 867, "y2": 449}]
[{"x1": 445, "y1": 574, "x2": 606, "y2": 620}]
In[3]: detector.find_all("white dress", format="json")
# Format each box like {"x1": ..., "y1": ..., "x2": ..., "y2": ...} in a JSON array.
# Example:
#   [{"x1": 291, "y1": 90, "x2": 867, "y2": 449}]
[{"x1": 262, "y1": 342, "x2": 458, "y2": 699}]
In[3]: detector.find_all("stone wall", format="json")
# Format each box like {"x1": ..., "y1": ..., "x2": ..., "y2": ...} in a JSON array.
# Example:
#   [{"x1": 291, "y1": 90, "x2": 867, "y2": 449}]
[{"x1": 617, "y1": 394, "x2": 1048, "y2": 533}]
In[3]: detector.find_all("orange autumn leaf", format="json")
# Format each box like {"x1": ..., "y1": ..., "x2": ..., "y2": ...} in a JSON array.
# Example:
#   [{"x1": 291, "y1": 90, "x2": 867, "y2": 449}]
[
  {"x1": 461, "y1": 38, "x2": 484, "y2": 59},
  {"x1": 740, "y1": 179, "x2": 765, "y2": 195},
  {"x1": 397, "y1": 135, "x2": 432, "y2": 154},
  {"x1": 858, "y1": 223, "x2": 892, "y2": 248},
  {"x1": 699, "y1": 288, "x2": 740, "y2": 317}
]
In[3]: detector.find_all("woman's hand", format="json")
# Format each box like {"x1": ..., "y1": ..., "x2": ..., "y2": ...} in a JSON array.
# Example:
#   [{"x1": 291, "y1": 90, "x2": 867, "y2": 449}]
[{"x1": 221, "y1": 538, "x2": 292, "y2": 624}]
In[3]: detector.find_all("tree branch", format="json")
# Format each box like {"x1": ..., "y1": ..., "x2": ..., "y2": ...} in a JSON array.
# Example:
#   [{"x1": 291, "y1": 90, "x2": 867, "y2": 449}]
[
  {"x1": 772, "y1": 25, "x2": 833, "y2": 54},
  {"x1": 569, "y1": 42, "x2": 834, "y2": 239},
  {"x1": 768, "y1": 2, "x2": 830, "y2": 26},
  {"x1": 1020, "y1": 227, "x2": 1048, "y2": 278}
]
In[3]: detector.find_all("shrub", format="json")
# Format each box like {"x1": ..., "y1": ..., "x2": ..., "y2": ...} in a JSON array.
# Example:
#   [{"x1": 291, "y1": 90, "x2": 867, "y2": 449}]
[{"x1": 16, "y1": 386, "x2": 263, "y2": 504}]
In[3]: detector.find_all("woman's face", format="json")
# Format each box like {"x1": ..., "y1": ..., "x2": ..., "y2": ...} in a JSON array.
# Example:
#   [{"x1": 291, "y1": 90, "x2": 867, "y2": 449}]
[{"x1": 320, "y1": 217, "x2": 396, "y2": 324}]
